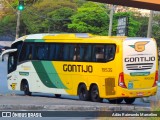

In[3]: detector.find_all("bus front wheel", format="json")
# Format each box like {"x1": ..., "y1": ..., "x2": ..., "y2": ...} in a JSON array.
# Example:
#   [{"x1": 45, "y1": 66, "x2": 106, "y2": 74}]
[
  {"x1": 124, "y1": 98, "x2": 135, "y2": 104},
  {"x1": 23, "y1": 81, "x2": 32, "y2": 96},
  {"x1": 90, "y1": 85, "x2": 103, "y2": 102},
  {"x1": 78, "y1": 84, "x2": 90, "y2": 101}
]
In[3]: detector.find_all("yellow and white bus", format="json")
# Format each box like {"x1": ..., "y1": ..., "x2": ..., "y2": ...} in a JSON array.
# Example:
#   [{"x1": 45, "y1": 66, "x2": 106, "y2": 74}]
[{"x1": 0, "y1": 33, "x2": 158, "y2": 104}]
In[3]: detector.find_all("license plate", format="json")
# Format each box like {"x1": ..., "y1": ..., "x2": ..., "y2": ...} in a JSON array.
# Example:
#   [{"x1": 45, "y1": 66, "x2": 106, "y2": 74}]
[{"x1": 137, "y1": 92, "x2": 143, "y2": 96}]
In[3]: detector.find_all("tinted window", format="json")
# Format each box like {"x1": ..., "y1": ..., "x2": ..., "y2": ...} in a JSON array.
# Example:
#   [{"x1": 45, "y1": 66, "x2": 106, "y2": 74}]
[
  {"x1": 49, "y1": 44, "x2": 56, "y2": 60},
  {"x1": 105, "y1": 45, "x2": 116, "y2": 61},
  {"x1": 19, "y1": 43, "x2": 34, "y2": 62},
  {"x1": 35, "y1": 44, "x2": 49, "y2": 60},
  {"x1": 55, "y1": 44, "x2": 64, "y2": 60},
  {"x1": 79, "y1": 45, "x2": 92, "y2": 61},
  {"x1": 8, "y1": 52, "x2": 17, "y2": 73},
  {"x1": 11, "y1": 41, "x2": 23, "y2": 56},
  {"x1": 93, "y1": 44, "x2": 116, "y2": 62},
  {"x1": 93, "y1": 45, "x2": 105, "y2": 62},
  {"x1": 63, "y1": 44, "x2": 75, "y2": 61},
  {"x1": 18, "y1": 42, "x2": 116, "y2": 63},
  {"x1": 8, "y1": 41, "x2": 23, "y2": 73}
]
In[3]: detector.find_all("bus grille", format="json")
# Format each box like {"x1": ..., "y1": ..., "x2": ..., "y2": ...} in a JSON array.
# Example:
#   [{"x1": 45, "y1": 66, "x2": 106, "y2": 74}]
[
  {"x1": 126, "y1": 63, "x2": 153, "y2": 70},
  {"x1": 105, "y1": 78, "x2": 115, "y2": 95}
]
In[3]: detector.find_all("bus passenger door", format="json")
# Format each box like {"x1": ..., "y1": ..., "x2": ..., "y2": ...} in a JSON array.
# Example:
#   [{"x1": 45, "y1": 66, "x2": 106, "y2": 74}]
[{"x1": 8, "y1": 52, "x2": 19, "y2": 90}]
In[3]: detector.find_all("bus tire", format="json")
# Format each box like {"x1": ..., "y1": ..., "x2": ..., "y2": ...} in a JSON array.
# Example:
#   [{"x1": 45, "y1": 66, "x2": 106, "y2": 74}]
[
  {"x1": 55, "y1": 94, "x2": 61, "y2": 98},
  {"x1": 78, "y1": 84, "x2": 90, "y2": 101},
  {"x1": 124, "y1": 98, "x2": 135, "y2": 104},
  {"x1": 108, "y1": 98, "x2": 123, "y2": 104},
  {"x1": 23, "y1": 81, "x2": 31, "y2": 96},
  {"x1": 90, "y1": 85, "x2": 103, "y2": 102}
]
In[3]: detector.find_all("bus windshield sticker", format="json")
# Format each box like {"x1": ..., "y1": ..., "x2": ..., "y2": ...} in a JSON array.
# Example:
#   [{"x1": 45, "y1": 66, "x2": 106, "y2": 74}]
[
  {"x1": 128, "y1": 82, "x2": 133, "y2": 89},
  {"x1": 10, "y1": 83, "x2": 17, "y2": 90}
]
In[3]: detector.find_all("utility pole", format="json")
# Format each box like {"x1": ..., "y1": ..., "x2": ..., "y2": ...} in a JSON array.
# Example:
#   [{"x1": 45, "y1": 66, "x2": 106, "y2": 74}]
[
  {"x1": 142, "y1": 10, "x2": 154, "y2": 103},
  {"x1": 147, "y1": 10, "x2": 153, "y2": 38},
  {"x1": 108, "y1": 5, "x2": 115, "y2": 36},
  {"x1": 16, "y1": 11, "x2": 20, "y2": 39}
]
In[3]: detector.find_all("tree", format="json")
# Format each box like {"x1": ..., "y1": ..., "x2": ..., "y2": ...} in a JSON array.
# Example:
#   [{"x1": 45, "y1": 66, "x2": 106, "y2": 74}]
[
  {"x1": 22, "y1": 0, "x2": 77, "y2": 33},
  {"x1": 0, "y1": 14, "x2": 16, "y2": 37},
  {"x1": 135, "y1": 15, "x2": 148, "y2": 37},
  {"x1": 152, "y1": 13, "x2": 160, "y2": 44},
  {"x1": 47, "y1": 7, "x2": 76, "y2": 32},
  {"x1": 0, "y1": 0, "x2": 18, "y2": 38},
  {"x1": 68, "y1": 2, "x2": 109, "y2": 35}
]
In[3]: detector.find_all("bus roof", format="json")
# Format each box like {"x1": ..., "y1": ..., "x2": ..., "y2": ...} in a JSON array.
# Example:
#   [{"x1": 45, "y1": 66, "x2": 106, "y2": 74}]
[
  {"x1": 15, "y1": 33, "x2": 125, "y2": 40},
  {"x1": 13, "y1": 33, "x2": 153, "y2": 44},
  {"x1": 22, "y1": 33, "x2": 126, "y2": 39}
]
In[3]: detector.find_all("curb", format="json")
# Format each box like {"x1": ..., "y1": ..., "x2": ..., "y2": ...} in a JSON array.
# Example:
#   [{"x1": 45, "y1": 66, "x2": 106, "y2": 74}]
[{"x1": 0, "y1": 104, "x2": 151, "y2": 111}]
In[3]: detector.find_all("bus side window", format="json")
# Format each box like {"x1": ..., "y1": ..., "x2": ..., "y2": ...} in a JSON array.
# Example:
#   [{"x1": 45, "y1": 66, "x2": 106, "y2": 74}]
[
  {"x1": 49, "y1": 44, "x2": 56, "y2": 60},
  {"x1": 42, "y1": 44, "x2": 49, "y2": 60},
  {"x1": 24, "y1": 43, "x2": 34, "y2": 61},
  {"x1": 69, "y1": 45, "x2": 75, "y2": 61},
  {"x1": 36, "y1": 46, "x2": 43, "y2": 60},
  {"x1": 63, "y1": 45, "x2": 67, "y2": 60},
  {"x1": 19, "y1": 43, "x2": 31, "y2": 62},
  {"x1": 55, "y1": 44, "x2": 64, "y2": 61},
  {"x1": 73, "y1": 45, "x2": 80, "y2": 61},
  {"x1": 94, "y1": 45, "x2": 105, "y2": 62},
  {"x1": 105, "y1": 45, "x2": 116, "y2": 61},
  {"x1": 36, "y1": 44, "x2": 49, "y2": 60},
  {"x1": 79, "y1": 45, "x2": 85, "y2": 61},
  {"x1": 63, "y1": 44, "x2": 75, "y2": 61},
  {"x1": 28, "y1": 46, "x2": 33, "y2": 60},
  {"x1": 79, "y1": 45, "x2": 92, "y2": 62}
]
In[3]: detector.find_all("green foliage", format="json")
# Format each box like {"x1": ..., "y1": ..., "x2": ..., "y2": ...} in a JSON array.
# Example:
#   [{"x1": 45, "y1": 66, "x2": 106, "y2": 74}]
[
  {"x1": 68, "y1": 2, "x2": 109, "y2": 35},
  {"x1": 0, "y1": 14, "x2": 16, "y2": 36},
  {"x1": 22, "y1": 0, "x2": 77, "y2": 33},
  {"x1": 0, "y1": 0, "x2": 157, "y2": 40},
  {"x1": 152, "y1": 14, "x2": 160, "y2": 44},
  {"x1": 47, "y1": 7, "x2": 75, "y2": 32},
  {"x1": 11, "y1": 0, "x2": 19, "y2": 9},
  {"x1": 135, "y1": 16, "x2": 148, "y2": 37},
  {"x1": 113, "y1": 12, "x2": 140, "y2": 37}
]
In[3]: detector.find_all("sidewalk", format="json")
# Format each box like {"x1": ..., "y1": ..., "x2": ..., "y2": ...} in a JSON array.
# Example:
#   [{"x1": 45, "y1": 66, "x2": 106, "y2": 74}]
[{"x1": 141, "y1": 86, "x2": 160, "y2": 110}]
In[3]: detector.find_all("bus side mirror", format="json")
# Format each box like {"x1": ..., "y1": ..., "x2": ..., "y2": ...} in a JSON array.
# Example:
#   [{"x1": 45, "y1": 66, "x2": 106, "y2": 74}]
[
  {"x1": 0, "y1": 56, "x2": 4, "y2": 62},
  {"x1": 0, "y1": 49, "x2": 17, "y2": 62}
]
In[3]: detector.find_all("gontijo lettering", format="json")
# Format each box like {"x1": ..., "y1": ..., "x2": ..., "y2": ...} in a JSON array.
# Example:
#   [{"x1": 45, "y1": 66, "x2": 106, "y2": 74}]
[
  {"x1": 63, "y1": 64, "x2": 93, "y2": 73},
  {"x1": 125, "y1": 56, "x2": 155, "y2": 62}
]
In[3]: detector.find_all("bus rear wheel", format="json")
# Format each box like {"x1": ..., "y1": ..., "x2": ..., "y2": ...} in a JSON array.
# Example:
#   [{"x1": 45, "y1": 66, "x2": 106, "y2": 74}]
[
  {"x1": 124, "y1": 98, "x2": 135, "y2": 104},
  {"x1": 108, "y1": 98, "x2": 123, "y2": 104},
  {"x1": 90, "y1": 85, "x2": 103, "y2": 102},
  {"x1": 78, "y1": 84, "x2": 90, "y2": 101},
  {"x1": 23, "y1": 81, "x2": 31, "y2": 96}
]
